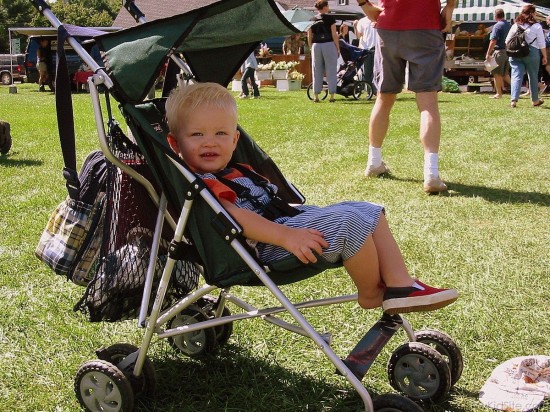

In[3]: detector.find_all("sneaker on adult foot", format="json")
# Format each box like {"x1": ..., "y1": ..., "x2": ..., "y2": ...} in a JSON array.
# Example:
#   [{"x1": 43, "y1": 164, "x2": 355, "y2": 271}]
[
  {"x1": 382, "y1": 280, "x2": 458, "y2": 315},
  {"x1": 423, "y1": 176, "x2": 448, "y2": 193},
  {"x1": 364, "y1": 161, "x2": 390, "y2": 177}
]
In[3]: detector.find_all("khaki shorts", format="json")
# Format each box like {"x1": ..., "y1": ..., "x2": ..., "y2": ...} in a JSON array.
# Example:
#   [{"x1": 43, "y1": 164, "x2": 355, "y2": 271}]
[
  {"x1": 374, "y1": 29, "x2": 445, "y2": 93},
  {"x1": 37, "y1": 62, "x2": 48, "y2": 74},
  {"x1": 491, "y1": 49, "x2": 509, "y2": 76}
]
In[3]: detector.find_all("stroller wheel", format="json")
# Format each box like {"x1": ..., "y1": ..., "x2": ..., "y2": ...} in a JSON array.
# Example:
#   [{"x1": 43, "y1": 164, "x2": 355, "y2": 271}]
[
  {"x1": 373, "y1": 393, "x2": 423, "y2": 411},
  {"x1": 97, "y1": 343, "x2": 157, "y2": 396},
  {"x1": 200, "y1": 295, "x2": 233, "y2": 347},
  {"x1": 167, "y1": 307, "x2": 217, "y2": 357},
  {"x1": 352, "y1": 81, "x2": 374, "y2": 101},
  {"x1": 306, "y1": 81, "x2": 328, "y2": 101},
  {"x1": 387, "y1": 342, "x2": 451, "y2": 402},
  {"x1": 75, "y1": 359, "x2": 135, "y2": 412},
  {"x1": 414, "y1": 330, "x2": 463, "y2": 386},
  {"x1": 0, "y1": 121, "x2": 12, "y2": 155}
]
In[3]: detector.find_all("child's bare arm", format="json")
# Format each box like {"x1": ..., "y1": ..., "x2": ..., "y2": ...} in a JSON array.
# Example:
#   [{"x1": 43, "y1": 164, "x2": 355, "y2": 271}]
[{"x1": 220, "y1": 199, "x2": 328, "y2": 264}]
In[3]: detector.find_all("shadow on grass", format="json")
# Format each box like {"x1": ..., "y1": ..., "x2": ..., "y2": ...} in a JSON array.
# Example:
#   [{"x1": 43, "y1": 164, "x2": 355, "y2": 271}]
[
  {"x1": 381, "y1": 175, "x2": 550, "y2": 206},
  {"x1": 133, "y1": 343, "x2": 470, "y2": 412},
  {"x1": 0, "y1": 154, "x2": 42, "y2": 167}
]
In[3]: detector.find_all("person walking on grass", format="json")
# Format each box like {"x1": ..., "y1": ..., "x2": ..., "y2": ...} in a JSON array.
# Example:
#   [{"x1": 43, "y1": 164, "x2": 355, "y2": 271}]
[
  {"x1": 358, "y1": 0, "x2": 455, "y2": 194},
  {"x1": 485, "y1": 8, "x2": 511, "y2": 99}
]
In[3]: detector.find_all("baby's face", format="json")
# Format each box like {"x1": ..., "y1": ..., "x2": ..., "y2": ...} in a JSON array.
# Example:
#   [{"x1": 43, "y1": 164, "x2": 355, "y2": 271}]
[{"x1": 170, "y1": 103, "x2": 239, "y2": 174}]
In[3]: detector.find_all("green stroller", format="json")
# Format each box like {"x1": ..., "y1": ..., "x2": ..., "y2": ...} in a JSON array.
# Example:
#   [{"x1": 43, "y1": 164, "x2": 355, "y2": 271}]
[{"x1": 31, "y1": 0, "x2": 463, "y2": 410}]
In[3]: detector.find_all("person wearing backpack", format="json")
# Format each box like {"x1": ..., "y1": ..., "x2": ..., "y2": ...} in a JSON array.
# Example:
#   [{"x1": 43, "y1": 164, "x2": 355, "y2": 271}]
[
  {"x1": 307, "y1": 0, "x2": 340, "y2": 103},
  {"x1": 505, "y1": 4, "x2": 547, "y2": 108}
]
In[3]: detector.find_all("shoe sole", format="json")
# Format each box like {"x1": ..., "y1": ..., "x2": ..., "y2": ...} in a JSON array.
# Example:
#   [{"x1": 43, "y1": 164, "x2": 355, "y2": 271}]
[{"x1": 382, "y1": 290, "x2": 458, "y2": 315}]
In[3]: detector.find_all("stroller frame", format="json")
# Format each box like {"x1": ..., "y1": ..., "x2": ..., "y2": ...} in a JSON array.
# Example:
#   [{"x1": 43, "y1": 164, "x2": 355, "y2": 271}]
[{"x1": 34, "y1": 1, "x2": 462, "y2": 410}]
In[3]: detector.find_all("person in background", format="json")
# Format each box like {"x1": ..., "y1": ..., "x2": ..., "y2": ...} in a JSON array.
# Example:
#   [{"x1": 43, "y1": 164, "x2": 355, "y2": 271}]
[
  {"x1": 354, "y1": 15, "x2": 377, "y2": 92},
  {"x1": 37, "y1": 38, "x2": 52, "y2": 92},
  {"x1": 282, "y1": 33, "x2": 305, "y2": 55},
  {"x1": 359, "y1": 0, "x2": 455, "y2": 194},
  {"x1": 485, "y1": 8, "x2": 511, "y2": 99},
  {"x1": 506, "y1": 4, "x2": 547, "y2": 108},
  {"x1": 239, "y1": 52, "x2": 260, "y2": 99},
  {"x1": 307, "y1": 0, "x2": 340, "y2": 103},
  {"x1": 339, "y1": 24, "x2": 350, "y2": 43}
]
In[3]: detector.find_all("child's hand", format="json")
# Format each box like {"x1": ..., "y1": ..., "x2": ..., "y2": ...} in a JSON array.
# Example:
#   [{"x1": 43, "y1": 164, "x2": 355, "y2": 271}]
[{"x1": 283, "y1": 228, "x2": 328, "y2": 264}]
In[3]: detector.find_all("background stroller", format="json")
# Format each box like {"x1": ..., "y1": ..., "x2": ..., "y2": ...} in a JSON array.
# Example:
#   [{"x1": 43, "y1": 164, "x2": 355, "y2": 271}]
[
  {"x1": 31, "y1": 0, "x2": 462, "y2": 411},
  {"x1": 307, "y1": 40, "x2": 374, "y2": 101}
]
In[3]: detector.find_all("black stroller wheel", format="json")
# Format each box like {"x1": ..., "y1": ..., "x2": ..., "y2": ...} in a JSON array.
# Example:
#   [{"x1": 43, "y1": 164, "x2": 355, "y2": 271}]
[
  {"x1": 306, "y1": 81, "x2": 328, "y2": 100},
  {"x1": 414, "y1": 330, "x2": 463, "y2": 386},
  {"x1": 97, "y1": 343, "x2": 157, "y2": 396},
  {"x1": 75, "y1": 359, "x2": 135, "y2": 412},
  {"x1": 387, "y1": 342, "x2": 451, "y2": 402},
  {"x1": 373, "y1": 393, "x2": 423, "y2": 411},
  {"x1": 167, "y1": 308, "x2": 217, "y2": 358},
  {"x1": 352, "y1": 81, "x2": 374, "y2": 100},
  {"x1": 200, "y1": 295, "x2": 233, "y2": 347}
]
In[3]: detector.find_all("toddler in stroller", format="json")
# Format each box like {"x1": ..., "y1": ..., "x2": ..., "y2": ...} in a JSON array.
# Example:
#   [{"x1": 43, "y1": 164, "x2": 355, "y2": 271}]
[
  {"x1": 166, "y1": 82, "x2": 457, "y2": 314},
  {"x1": 307, "y1": 40, "x2": 374, "y2": 101}
]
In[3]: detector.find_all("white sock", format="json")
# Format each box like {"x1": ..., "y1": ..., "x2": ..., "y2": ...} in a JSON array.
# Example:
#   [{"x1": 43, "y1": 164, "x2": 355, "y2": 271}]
[
  {"x1": 368, "y1": 146, "x2": 382, "y2": 167},
  {"x1": 424, "y1": 152, "x2": 439, "y2": 180}
]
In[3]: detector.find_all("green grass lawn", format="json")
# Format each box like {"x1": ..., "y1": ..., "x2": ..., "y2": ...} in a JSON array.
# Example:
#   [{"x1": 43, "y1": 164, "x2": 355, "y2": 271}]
[{"x1": 0, "y1": 82, "x2": 549, "y2": 411}]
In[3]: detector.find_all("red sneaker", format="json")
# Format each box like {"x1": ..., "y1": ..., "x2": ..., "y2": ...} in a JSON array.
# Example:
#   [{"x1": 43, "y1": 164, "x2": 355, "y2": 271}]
[{"x1": 382, "y1": 280, "x2": 458, "y2": 315}]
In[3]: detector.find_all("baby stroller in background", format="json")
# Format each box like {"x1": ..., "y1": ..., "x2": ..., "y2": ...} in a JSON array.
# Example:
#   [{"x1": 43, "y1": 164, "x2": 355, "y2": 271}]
[
  {"x1": 33, "y1": 0, "x2": 463, "y2": 411},
  {"x1": 307, "y1": 40, "x2": 374, "y2": 101}
]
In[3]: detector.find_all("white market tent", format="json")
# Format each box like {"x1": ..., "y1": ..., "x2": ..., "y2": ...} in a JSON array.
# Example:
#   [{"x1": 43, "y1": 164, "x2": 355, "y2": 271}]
[{"x1": 450, "y1": 0, "x2": 550, "y2": 23}]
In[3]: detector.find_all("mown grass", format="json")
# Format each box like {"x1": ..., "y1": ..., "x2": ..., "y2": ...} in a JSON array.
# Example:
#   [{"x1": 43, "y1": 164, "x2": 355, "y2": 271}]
[{"x1": 0, "y1": 82, "x2": 549, "y2": 411}]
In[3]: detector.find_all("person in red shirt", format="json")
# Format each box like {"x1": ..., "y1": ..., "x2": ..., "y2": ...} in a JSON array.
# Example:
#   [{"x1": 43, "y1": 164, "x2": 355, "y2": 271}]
[{"x1": 359, "y1": 0, "x2": 455, "y2": 194}]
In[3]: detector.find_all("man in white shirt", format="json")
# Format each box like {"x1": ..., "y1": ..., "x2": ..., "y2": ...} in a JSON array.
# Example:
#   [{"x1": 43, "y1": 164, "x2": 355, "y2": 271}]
[{"x1": 354, "y1": 16, "x2": 377, "y2": 92}]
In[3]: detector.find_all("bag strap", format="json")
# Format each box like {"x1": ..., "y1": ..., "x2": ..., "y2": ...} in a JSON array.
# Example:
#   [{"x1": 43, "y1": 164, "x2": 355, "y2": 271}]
[{"x1": 56, "y1": 25, "x2": 80, "y2": 200}]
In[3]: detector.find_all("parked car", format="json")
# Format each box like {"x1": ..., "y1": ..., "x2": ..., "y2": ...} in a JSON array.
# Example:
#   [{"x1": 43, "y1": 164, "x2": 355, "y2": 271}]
[{"x1": 0, "y1": 54, "x2": 27, "y2": 85}]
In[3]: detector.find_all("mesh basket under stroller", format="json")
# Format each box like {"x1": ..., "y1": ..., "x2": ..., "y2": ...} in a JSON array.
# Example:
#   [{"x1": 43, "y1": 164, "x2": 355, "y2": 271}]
[{"x1": 74, "y1": 123, "x2": 199, "y2": 322}]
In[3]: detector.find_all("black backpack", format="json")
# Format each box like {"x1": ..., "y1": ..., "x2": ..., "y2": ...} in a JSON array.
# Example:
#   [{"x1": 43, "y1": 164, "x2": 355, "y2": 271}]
[
  {"x1": 506, "y1": 25, "x2": 535, "y2": 58},
  {"x1": 311, "y1": 16, "x2": 332, "y2": 43}
]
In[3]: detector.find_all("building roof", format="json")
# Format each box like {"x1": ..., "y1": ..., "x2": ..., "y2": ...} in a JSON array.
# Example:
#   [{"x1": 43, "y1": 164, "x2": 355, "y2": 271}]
[
  {"x1": 113, "y1": 0, "x2": 219, "y2": 28},
  {"x1": 113, "y1": 0, "x2": 364, "y2": 28}
]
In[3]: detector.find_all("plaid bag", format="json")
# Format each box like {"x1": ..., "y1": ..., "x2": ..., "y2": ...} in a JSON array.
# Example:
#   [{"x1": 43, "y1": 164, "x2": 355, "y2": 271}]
[
  {"x1": 35, "y1": 151, "x2": 107, "y2": 285},
  {"x1": 35, "y1": 194, "x2": 106, "y2": 285}
]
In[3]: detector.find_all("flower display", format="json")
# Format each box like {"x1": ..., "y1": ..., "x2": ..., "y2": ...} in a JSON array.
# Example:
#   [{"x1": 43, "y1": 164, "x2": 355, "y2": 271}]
[
  {"x1": 257, "y1": 61, "x2": 275, "y2": 71},
  {"x1": 258, "y1": 43, "x2": 272, "y2": 58},
  {"x1": 273, "y1": 60, "x2": 299, "y2": 71},
  {"x1": 288, "y1": 70, "x2": 305, "y2": 81}
]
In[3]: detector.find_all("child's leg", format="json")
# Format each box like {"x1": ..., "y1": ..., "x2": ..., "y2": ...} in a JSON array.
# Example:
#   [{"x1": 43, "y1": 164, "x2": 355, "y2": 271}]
[
  {"x1": 345, "y1": 213, "x2": 458, "y2": 314},
  {"x1": 344, "y1": 213, "x2": 413, "y2": 309}
]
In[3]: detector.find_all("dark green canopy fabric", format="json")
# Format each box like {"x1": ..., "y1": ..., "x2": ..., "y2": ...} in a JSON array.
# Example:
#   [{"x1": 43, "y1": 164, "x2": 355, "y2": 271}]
[{"x1": 95, "y1": 0, "x2": 301, "y2": 103}]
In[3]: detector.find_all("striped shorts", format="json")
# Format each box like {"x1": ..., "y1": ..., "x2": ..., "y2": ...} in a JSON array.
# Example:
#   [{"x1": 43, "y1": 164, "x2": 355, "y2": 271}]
[{"x1": 257, "y1": 201, "x2": 384, "y2": 264}]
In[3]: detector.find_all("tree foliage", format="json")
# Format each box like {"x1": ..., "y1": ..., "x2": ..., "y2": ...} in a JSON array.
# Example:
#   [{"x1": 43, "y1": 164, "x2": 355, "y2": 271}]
[{"x1": 1, "y1": 0, "x2": 120, "y2": 53}]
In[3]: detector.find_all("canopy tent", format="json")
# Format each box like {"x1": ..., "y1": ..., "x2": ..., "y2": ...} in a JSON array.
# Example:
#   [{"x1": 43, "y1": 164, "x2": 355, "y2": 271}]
[
  {"x1": 93, "y1": 0, "x2": 306, "y2": 103},
  {"x1": 450, "y1": 0, "x2": 550, "y2": 23}
]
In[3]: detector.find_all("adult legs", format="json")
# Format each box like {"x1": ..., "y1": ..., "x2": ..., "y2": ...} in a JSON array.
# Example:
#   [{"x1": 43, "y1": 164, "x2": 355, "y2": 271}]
[
  {"x1": 493, "y1": 73, "x2": 505, "y2": 96},
  {"x1": 509, "y1": 57, "x2": 526, "y2": 103},
  {"x1": 311, "y1": 43, "x2": 325, "y2": 101},
  {"x1": 249, "y1": 69, "x2": 260, "y2": 97},
  {"x1": 240, "y1": 67, "x2": 253, "y2": 97},
  {"x1": 524, "y1": 49, "x2": 541, "y2": 103},
  {"x1": 322, "y1": 42, "x2": 339, "y2": 100}
]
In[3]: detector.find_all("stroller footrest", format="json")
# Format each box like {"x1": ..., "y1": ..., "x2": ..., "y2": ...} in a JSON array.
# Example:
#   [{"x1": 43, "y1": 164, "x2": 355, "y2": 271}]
[{"x1": 341, "y1": 313, "x2": 403, "y2": 380}]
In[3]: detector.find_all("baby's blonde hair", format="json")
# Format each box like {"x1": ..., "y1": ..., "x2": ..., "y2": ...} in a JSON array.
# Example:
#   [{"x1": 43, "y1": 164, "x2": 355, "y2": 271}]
[{"x1": 165, "y1": 82, "x2": 238, "y2": 135}]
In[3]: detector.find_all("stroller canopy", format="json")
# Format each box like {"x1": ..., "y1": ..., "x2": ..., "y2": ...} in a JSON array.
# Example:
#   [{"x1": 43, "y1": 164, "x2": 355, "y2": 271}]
[{"x1": 93, "y1": 0, "x2": 303, "y2": 103}]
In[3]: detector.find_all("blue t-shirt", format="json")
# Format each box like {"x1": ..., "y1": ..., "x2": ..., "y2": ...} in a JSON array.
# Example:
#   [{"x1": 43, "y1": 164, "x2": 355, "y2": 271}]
[{"x1": 490, "y1": 20, "x2": 511, "y2": 50}]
